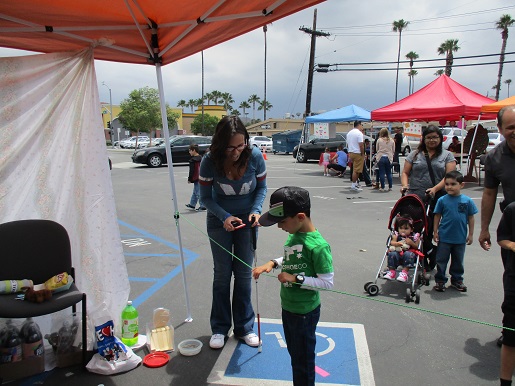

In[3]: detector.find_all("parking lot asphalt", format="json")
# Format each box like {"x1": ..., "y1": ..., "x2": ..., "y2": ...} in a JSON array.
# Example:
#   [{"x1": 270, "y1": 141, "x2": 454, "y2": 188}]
[{"x1": 22, "y1": 150, "x2": 506, "y2": 386}]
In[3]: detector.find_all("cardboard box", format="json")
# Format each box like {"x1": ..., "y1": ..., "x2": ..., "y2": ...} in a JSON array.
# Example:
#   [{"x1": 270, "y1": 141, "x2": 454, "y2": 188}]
[{"x1": 0, "y1": 356, "x2": 45, "y2": 382}]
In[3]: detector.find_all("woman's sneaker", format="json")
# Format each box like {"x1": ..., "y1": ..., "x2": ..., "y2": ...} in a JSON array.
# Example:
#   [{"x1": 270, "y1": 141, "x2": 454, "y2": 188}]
[
  {"x1": 451, "y1": 281, "x2": 467, "y2": 292},
  {"x1": 397, "y1": 271, "x2": 408, "y2": 282},
  {"x1": 433, "y1": 282, "x2": 446, "y2": 292},
  {"x1": 383, "y1": 270, "x2": 396, "y2": 280}
]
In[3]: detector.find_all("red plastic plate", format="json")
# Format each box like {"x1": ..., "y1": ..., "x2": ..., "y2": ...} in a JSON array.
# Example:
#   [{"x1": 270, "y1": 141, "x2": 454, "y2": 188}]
[{"x1": 143, "y1": 352, "x2": 170, "y2": 368}]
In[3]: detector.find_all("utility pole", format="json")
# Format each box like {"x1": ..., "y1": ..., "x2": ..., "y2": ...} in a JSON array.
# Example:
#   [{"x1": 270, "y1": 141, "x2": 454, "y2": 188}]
[{"x1": 300, "y1": 9, "x2": 330, "y2": 118}]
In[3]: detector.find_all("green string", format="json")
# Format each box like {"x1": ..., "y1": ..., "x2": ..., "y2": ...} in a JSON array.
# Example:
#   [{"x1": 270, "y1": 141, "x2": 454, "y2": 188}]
[{"x1": 177, "y1": 211, "x2": 512, "y2": 332}]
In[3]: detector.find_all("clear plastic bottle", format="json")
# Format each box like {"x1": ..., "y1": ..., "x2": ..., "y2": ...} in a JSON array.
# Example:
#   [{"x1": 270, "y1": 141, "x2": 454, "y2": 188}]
[
  {"x1": 121, "y1": 300, "x2": 138, "y2": 346},
  {"x1": 20, "y1": 318, "x2": 44, "y2": 359},
  {"x1": 0, "y1": 319, "x2": 22, "y2": 363}
]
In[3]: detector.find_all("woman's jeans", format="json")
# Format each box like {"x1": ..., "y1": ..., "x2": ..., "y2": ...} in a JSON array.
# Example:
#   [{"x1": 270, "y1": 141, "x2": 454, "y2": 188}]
[
  {"x1": 378, "y1": 156, "x2": 392, "y2": 189},
  {"x1": 434, "y1": 242, "x2": 466, "y2": 284},
  {"x1": 282, "y1": 305, "x2": 321, "y2": 386},
  {"x1": 189, "y1": 181, "x2": 203, "y2": 207},
  {"x1": 207, "y1": 212, "x2": 255, "y2": 337}
]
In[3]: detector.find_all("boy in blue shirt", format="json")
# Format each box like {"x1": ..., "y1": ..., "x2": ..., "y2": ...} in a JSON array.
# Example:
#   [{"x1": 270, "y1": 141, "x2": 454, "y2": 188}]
[
  {"x1": 253, "y1": 186, "x2": 334, "y2": 386},
  {"x1": 433, "y1": 170, "x2": 478, "y2": 292}
]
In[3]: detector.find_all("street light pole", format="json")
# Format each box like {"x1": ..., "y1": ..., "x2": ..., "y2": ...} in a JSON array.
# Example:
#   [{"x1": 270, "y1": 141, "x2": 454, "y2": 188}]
[{"x1": 102, "y1": 81, "x2": 114, "y2": 147}]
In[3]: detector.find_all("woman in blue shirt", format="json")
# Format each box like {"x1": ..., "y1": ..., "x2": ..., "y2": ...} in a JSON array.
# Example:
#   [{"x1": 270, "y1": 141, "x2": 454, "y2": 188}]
[{"x1": 199, "y1": 116, "x2": 267, "y2": 349}]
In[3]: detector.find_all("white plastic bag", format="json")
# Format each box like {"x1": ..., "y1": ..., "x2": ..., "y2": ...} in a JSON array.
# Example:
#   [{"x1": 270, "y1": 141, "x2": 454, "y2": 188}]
[{"x1": 86, "y1": 302, "x2": 141, "y2": 375}]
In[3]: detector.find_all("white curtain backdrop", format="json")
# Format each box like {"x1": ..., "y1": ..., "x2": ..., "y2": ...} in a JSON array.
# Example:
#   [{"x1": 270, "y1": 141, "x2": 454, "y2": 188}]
[{"x1": 0, "y1": 48, "x2": 129, "y2": 321}]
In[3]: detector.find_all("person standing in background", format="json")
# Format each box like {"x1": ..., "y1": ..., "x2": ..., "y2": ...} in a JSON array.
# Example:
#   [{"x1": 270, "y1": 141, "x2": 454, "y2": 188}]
[
  {"x1": 393, "y1": 126, "x2": 403, "y2": 173},
  {"x1": 347, "y1": 121, "x2": 365, "y2": 192}
]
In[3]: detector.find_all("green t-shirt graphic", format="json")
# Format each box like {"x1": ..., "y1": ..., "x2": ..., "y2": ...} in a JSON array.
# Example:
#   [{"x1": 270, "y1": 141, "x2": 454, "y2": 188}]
[{"x1": 280, "y1": 230, "x2": 333, "y2": 314}]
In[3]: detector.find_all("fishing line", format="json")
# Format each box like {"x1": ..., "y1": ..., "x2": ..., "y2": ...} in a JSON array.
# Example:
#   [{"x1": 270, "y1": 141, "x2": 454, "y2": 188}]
[{"x1": 177, "y1": 211, "x2": 513, "y2": 332}]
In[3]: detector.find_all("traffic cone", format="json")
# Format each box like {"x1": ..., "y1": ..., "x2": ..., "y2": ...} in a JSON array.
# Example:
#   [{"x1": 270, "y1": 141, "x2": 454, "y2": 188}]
[{"x1": 261, "y1": 146, "x2": 267, "y2": 160}]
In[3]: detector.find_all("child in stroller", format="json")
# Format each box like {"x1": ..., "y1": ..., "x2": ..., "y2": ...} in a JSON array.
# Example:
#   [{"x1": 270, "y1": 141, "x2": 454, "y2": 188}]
[
  {"x1": 364, "y1": 193, "x2": 431, "y2": 303},
  {"x1": 383, "y1": 215, "x2": 420, "y2": 282}
]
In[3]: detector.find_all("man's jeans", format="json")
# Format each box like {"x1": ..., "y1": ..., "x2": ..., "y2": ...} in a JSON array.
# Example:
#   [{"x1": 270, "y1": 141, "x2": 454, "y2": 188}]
[
  {"x1": 207, "y1": 212, "x2": 255, "y2": 337},
  {"x1": 282, "y1": 305, "x2": 321, "y2": 386}
]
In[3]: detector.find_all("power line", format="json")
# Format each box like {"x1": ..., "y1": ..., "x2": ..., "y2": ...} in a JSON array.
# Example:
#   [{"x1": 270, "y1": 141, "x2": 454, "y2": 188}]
[
  {"x1": 318, "y1": 59, "x2": 515, "y2": 72},
  {"x1": 318, "y1": 51, "x2": 515, "y2": 67}
]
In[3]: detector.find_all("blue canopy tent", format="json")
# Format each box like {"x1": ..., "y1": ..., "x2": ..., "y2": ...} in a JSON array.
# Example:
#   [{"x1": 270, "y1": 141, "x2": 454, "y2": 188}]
[{"x1": 305, "y1": 104, "x2": 371, "y2": 123}]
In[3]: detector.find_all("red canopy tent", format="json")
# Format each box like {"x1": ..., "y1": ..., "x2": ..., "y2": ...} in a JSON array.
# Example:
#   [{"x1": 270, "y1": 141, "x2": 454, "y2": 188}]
[{"x1": 371, "y1": 75, "x2": 496, "y2": 122}]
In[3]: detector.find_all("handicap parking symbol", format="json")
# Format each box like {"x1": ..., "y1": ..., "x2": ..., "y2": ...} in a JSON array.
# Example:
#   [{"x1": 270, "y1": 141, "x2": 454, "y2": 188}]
[{"x1": 209, "y1": 318, "x2": 375, "y2": 386}]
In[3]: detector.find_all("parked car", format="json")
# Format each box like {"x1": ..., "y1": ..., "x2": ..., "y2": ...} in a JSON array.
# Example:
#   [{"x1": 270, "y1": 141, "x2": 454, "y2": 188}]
[
  {"x1": 249, "y1": 136, "x2": 273, "y2": 152},
  {"x1": 119, "y1": 136, "x2": 150, "y2": 149},
  {"x1": 486, "y1": 132, "x2": 504, "y2": 152},
  {"x1": 132, "y1": 135, "x2": 211, "y2": 167},
  {"x1": 397, "y1": 135, "x2": 415, "y2": 155},
  {"x1": 292, "y1": 133, "x2": 347, "y2": 163},
  {"x1": 440, "y1": 127, "x2": 467, "y2": 150}
]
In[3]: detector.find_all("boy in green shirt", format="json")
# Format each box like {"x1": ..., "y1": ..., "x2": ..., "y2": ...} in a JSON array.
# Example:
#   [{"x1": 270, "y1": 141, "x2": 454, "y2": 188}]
[{"x1": 253, "y1": 186, "x2": 334, "y2": 386}]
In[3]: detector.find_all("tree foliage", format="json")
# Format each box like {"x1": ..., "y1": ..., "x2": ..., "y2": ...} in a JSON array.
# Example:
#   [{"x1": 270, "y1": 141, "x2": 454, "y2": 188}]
[
  {"x1": 190, "y1": 113, "x2": 220, "y2": 136},
  {"x1": 119, "y1": 87, "x2": 161, "y2": 134}
]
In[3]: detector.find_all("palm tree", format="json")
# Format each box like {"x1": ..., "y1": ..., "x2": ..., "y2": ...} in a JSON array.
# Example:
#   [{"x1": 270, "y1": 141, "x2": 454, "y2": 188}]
[
  {"x1": 211, "y1": 90, "x2": 222, "y2": 105},
  {"x1": 221, "y1": 92, "x2": 234, "y2": 111},
  {"x1": 494, "y1": 14, "x2": 515, "y2": 101},
  {"x1": 230, "y1": 109, "x2": 240, "y2": 116},
  {"x1": 204, "y1": 91, "x2": 213, "y2": 105},
  {"x1": 434, "y1": 69, "x2": 444, "y2": 76},
  {"x1": 408, "y1": 69, "x2": 418, "y2": 94},
  {"x1": 195, "y1": 98, "x2": 204, "y2": 108},
  {"x1": 187, "y1": 99, "x2": 196, "y2": 113},
  {"x1": 437, "y1": 39, "x2": 460, "y2": 77},
  {"x1": 405, "y1": 51, "x2": 419, "y2": 95},
  {"x1": 248, "y1": 94, "x2": 260, "y2": 120},
  {"x1": 392, "y1": 19, "x2": 409, "y2": 102},
  {"x1": 239, "y1": 101, "x2": 251, "y2": 117},
  {"x1": 177, "y1": 99, "x2": 187, "y2": 110},
  {"x1": 257, "y1": 100, "x2": 273, "y2": 117},
  {"x1": 505, "y1": 79, "x2": 512, "y2": 97}
]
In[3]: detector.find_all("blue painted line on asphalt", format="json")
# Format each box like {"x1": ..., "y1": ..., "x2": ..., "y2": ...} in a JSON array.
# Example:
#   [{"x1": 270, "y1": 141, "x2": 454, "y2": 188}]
[
  {"x1": 124, "y1": 253, "x2": 179, "y2": 257},
  {"x1": 118, "y1": 220, "x2": 200, "y2": 309},
  {"x1": 129, "y1": 277, "x2": 159, "y2": 282}
]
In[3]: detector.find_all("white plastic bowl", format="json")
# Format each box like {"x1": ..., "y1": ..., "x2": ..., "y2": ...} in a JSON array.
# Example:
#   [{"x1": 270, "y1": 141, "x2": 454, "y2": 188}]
[{"x1": 178, "y1": 339, "x2": 203, "y2": 356}]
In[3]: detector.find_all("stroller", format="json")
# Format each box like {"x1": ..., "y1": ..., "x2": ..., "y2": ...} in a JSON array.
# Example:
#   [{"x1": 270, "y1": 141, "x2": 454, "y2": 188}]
[{"x1": 364, "y1": 193, "x2": 432, "y2": 304}]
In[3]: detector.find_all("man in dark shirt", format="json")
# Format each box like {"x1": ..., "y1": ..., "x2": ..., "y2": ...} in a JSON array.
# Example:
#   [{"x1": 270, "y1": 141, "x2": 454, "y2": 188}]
[
  {"x1": 478, "y1": 105, "x2": 515, "y2": 385},
  {"x1": 393, "y1": 127, "x2": 403, "y2": 173}
]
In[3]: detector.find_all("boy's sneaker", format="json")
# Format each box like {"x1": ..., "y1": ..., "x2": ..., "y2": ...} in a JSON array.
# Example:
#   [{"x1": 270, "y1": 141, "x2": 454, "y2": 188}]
[
  {"x1": 196, "y1": 206, "x2": 207, "y2": 211},
  {"x1": 185, "y1": 204, "x2": 196, "y2": 210},
  {"x1": 433, "y1": 282, "x2": 446, "y2": 292},
  {"x1": 383, "y1": 270, "x2": 396, "y2": 280},
  {"x1": 397, "y1": 271, "x2": 408, "y2": 282},
  {"x1": 209, "y1": 334, "x2": 226, "y2": 349},
  {"x1": 451, "y1": 281, "x2": 467, "y2": 292},
  {"x1": 350, "y1": 185, "x2": 362, "y2": 192}
]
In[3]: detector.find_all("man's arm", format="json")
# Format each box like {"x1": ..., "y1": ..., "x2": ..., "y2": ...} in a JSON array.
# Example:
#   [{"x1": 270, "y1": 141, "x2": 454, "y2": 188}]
[
  {"x1": 479, "y1": 187, "x2": 498, "y2": 250},
  {"x1": 359, "y1": 142, "x2": 364, "y2": 156},
  {"x1": 467, "y1": 215, "x2": 475, "y2": 245}
]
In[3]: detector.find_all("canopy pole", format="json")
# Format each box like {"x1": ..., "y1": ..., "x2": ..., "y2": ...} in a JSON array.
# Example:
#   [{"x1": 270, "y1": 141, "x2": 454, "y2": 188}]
[{"x1": 156, "y1": 63, "x2": 193, "y2": 322}]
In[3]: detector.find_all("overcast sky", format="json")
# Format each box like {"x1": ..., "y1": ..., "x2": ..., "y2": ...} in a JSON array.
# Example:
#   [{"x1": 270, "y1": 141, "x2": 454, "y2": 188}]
[{"x1": 1, "y1": 0, "x2": 514, "y2": 120}]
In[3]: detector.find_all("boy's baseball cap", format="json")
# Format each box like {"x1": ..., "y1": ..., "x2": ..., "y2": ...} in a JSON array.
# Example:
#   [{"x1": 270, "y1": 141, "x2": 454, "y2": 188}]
[{"x1": 259, "y1": 186, "x2": 310, "y2": 227}]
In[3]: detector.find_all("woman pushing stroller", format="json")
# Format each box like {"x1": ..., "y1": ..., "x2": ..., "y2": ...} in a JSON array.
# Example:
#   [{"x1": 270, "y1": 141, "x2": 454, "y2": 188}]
[{"x1": 383, "y1": 215, "x2": 421, "y2": 282}]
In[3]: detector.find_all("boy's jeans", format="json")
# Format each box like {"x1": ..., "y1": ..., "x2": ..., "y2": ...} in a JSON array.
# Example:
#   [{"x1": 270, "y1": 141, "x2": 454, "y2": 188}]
[
  {"x1": 207, "y1": 212, "x2": 255, "y2": 337},
  {"x1": 434, "y1": 242, "x2": 466, "y2": 284},
  {"x1": 282, "y1": 305, "x2": 321, "y2": 386},
  {"x1": 189, "y1": 181, "x2": 203, "y2": 207}
]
